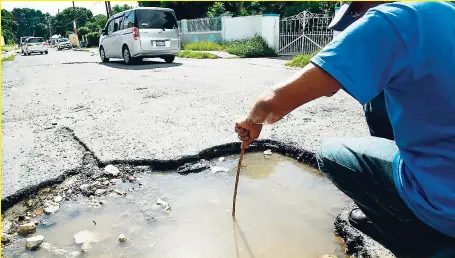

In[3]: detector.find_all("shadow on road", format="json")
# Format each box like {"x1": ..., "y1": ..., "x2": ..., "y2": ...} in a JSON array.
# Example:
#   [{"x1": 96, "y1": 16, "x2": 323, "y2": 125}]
[
  {"x1": 100, "y1": 60, "x2": 182, "y2": 70},
  {"x1": 265, "y1": 56, "x2": 294, "y2": 61}
]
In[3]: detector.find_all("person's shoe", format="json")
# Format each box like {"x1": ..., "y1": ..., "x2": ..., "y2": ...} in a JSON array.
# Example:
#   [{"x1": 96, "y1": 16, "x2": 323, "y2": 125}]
[{"x1": 348, "y1": 208, "x2": 385, "y2": 243}]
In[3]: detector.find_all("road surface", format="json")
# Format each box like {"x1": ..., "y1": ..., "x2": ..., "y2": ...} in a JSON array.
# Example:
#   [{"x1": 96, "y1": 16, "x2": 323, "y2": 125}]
[{"x1": 2, "y1": 48, "x2": 369, "y2": 200}]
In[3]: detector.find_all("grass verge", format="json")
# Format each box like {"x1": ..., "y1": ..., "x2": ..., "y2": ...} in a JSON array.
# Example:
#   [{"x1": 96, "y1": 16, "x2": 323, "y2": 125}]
[
  {"x1": 2, "y1": 54, "x2": 16, "y2": 62},
  {"x1": 177, "y1": 50, "x2": 217, "y2": 59},
  {"x1": 226, "y1": 35, "x2": 276, "y2": 58},
  {"x1": 183, "y1": 41, "x2": 225, "y2": 51},
  {"x1": 2, "y1": 44, "x2": 17, "y2": 52},
  {"x1": 285, "y1": 51, "x2": 320, "y2": 68}
]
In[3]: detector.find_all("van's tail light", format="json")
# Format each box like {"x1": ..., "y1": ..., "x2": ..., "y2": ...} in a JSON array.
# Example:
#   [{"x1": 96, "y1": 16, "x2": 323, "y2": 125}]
[
  {"x1": 132, "y1": 27, "x2": 139, "y2": 40},
  {"x1": 177, "y1": 28, "x2": 181, "y2": 39}
]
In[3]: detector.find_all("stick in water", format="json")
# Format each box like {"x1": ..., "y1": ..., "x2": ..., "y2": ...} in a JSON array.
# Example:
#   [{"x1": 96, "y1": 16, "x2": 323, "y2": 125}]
[{"x1": 232, "y1": 146, "x2": 246, "y2": 217}]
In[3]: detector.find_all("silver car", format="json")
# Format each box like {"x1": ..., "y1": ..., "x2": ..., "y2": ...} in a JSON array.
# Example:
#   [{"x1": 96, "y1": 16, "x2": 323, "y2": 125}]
[
  {"x1": 22, "y1": 37, "x2": 49, "y2": 55},
  {"x1": 99, "y1": 7, "x2": 181, "y2": 65},
  {"x1": 56, "y1": 38, "x2": 72, "y2": 50}
]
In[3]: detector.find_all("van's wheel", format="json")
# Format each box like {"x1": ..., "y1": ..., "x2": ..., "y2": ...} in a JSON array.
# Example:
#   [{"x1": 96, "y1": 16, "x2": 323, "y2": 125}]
[
  {"x1": 45, "y1": 50, "x2": 48, "y2": 54},
  {"x1": 164, "y1": 56, "x2": 175, "y2": 64},
  {"x1": 99, "y1": 47, "x2": 109, "y2": 62},
  {"x1": 122, "y1": 46, "x2": 133, "y2": 65}
]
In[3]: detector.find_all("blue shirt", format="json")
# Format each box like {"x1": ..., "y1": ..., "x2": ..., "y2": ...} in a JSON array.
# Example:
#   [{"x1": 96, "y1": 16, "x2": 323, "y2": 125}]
[{"x1": 311, "y1": 2, "x2": 455, "y2": 237}]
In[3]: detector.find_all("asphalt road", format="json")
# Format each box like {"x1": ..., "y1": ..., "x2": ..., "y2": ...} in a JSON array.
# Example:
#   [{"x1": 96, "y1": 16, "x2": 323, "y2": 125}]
[{"x1": 2, "y1": 48, "x2": 369, "y2": 200}]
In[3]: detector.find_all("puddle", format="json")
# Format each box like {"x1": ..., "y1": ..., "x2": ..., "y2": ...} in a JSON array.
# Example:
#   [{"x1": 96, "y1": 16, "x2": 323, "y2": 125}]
[{"x1": 2, "y1": 153, "x2": 351, "y2": 258}]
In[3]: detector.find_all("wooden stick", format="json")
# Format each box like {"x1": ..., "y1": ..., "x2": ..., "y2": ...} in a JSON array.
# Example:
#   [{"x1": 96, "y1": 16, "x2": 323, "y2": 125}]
[{"x1": 232, "y1": 147, "x2": 245, "y2": 217}]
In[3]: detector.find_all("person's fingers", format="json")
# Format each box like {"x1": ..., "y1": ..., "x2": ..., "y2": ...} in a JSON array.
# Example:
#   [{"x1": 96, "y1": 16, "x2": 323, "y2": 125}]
[
  {"x1": 239, "y1": 135, "x2": 249, "y2": 141},
  {"x1": 235, "y1": 126, "x2": 247, "y2": 134},
  {"x1": 238, "y1": 130, "x2": 249, "y2": 137}
]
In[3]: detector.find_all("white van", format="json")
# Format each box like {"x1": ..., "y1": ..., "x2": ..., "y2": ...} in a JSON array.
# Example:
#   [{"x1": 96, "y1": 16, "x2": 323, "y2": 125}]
[{"x1": 99, "y1": 7, "x2": 180, "y2": 65}]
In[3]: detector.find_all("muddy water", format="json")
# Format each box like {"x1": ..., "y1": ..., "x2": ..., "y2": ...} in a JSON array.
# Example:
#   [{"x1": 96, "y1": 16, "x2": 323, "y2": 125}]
[{"x1": 3, "y1": 153, "x2": 351, "y2": 258}]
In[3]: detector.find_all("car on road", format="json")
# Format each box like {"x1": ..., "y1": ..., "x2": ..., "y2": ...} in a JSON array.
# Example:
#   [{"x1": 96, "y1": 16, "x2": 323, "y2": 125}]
[
  {"x1": 22, "y1": 37, "x2": 48, "y2": 56},
  {"x1": 19, "y1": 36, "x2": 32, "y2": 48},
  {"x1": 56, "y1": 38, "x2": 72, "y2": 50},
  {"x1": 99, "y1": 7, "x2": 180, "y2": 65}
]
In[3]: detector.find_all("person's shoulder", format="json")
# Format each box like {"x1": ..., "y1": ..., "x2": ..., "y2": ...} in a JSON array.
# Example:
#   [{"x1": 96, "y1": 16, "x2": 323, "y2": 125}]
[{"x1": 370, "y1": 2, "x2": 454, "y2": 22}]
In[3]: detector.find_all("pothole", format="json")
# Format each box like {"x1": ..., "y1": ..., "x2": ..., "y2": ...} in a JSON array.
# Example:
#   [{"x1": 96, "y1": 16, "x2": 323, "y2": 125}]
[
  {"x1": 2, "y1": 152, "x2": 351, "y2": 258},
  {"x1": 61, "y1": 61, "x2": 100, "y2": 65}
]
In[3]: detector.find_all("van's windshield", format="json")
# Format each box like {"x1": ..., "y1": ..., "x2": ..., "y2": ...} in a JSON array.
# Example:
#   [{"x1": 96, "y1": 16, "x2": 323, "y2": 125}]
[{"x1": 136, "y1": 9, "x2": 178, "y2": 30}]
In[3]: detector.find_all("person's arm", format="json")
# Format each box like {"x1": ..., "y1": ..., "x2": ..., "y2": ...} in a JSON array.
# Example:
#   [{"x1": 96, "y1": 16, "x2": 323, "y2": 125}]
[
  {"x1": 235, "y1": 63, "x2": 341, "y2": 147},
  {"x1": 236, "y1": 5, "x2": 410, "y2": 148}
]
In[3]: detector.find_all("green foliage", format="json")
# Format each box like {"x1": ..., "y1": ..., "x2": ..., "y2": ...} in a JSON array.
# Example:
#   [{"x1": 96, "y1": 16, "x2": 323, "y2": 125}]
[
  {"x1": 52, "y1": 7, "x2": 93, "y2": 36},
  {"x1": 226, "y1": 35, "x2": 276, "y2": 58},
  {"x1": 285, "y1": 51, "x2": 320, "y2": 67},
  {"x1": 11, "y1": 8, "x2": 51, "y2": 40},
  {"x1": 183, "y1": 41, "x2": 224, "y2": 51},
  {"x1": 1, "y1": 9, "x2": 19, "y2": 44},
  {"x1": 178, "y1": 50, "x2": 217, "y2": 59},
  {"x1": 65, "y1": 31, "x2": 74, "y2": 38},
  {"x1": 139, "y1": 1, "x2": 214, "y2": 20},
  {"x1": 78, "y1": 27, "x2": 90, "y2": 38},
  {"x1": 2, "y1": 54, "x2": 16, "y2": 62},
  {"x1": 112, "y1": 4, "x2": 133, "y2": 15},
  {"x1": 206, "y1": 2, "x2": 337, "y2": 18},
  {"x1": 89, "y1": 14, "x2": 108, "y2": 31},
  {"x1": 86, "y1": 32, "x2": 100, "y2": 47}
]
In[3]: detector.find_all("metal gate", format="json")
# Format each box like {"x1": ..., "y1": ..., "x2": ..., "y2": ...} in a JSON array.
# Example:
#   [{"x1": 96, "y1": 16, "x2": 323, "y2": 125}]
[{"x1": 278, "y1": 11, "x2": 333, "y2": 56}]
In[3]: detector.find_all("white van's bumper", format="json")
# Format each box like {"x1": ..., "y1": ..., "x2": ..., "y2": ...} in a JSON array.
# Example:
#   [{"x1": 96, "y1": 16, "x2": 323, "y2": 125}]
[{"x1": 133, "y1": 49, "x2": 180, "y2": 58}]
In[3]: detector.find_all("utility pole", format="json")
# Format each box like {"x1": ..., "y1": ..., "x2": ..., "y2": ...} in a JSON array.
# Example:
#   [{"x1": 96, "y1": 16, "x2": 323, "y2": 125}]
[
  {"x1": 72, "y1": 1, "x2": 79, "y2": 47},
  {"x1": 47, "y1": 18, "x2": 52, "y2": 38},
  {"x1": 105, "y1": 1, "x2": 112, "y2": 18}
]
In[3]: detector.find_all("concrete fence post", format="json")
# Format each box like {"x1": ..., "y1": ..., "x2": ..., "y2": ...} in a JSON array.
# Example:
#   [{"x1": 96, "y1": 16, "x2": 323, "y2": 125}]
[
  {"x1": 261, "y1": 14, "x2": 280, "y2": 51},
  {"x1": 220, "y1": 14, "x2": 233, "y2": 42},
  {"x1": 180, "y1": 19, "x2": 188, "y2": 34}
]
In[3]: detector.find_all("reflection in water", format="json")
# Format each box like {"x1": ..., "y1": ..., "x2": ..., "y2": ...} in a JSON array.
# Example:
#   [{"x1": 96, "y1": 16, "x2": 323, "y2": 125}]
[
  {"x1": 3, "y1": 153, "x2": 351, "y2": 258},
  {"x1": 233, "y1": 219, "x2": 256, "y2": 258}
]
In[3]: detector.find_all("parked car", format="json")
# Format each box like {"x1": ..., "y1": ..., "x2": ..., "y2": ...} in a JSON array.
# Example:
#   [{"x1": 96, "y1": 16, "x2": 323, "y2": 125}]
[
  {"x1": 19, "y1": 36, "x2": 32, "y2": 50},
  {"x1": 99, "y1": 7, "x2": 181, "y2": 65},
  {"x1": 56, "y1": 38, "x2": 72, "y2": 50},
  {"x1": 22, "y1": 37, "x2": 48, "y2": 55}
]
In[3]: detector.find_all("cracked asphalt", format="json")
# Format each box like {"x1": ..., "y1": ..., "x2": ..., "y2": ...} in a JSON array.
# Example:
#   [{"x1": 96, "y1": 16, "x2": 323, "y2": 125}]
[{"x1": 2, "y1": 48, "x2": 369, "y2": 200}]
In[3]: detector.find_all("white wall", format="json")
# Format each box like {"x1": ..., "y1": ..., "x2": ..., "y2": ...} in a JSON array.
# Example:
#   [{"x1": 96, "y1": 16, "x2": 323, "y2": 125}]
[
  {"x1": 261, "y1": 15, "x2": 280, "y2": 50},
  {"x1": 179, "y1": 14, "x2": 281, "y2": 51},
  {"x1": 224, "y1": 15, "x2": 262, "y2": 42}
]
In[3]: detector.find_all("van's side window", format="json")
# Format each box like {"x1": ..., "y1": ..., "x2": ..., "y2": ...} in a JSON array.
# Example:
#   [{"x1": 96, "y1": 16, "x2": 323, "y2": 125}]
[
  {"x1": 117, "y1": 16, "x2": 123, "y2": 31},
  {"x1": 123, "y1": 11, "x2": 135, "y2": 29},
  {"x1": 113, "y1": 17, "x2": 120, "y2": 32},
  {"x1": 107, "y1": 20, "x2": 114, "y2": 35}
]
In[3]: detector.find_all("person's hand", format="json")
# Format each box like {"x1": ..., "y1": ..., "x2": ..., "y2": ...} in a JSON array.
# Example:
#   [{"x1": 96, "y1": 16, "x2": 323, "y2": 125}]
[{"x1": 235, "y1": 117, "x2": 263, "y2": 149}]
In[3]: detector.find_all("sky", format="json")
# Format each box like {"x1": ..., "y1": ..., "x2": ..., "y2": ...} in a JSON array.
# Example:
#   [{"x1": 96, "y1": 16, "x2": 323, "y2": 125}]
[{"x1": 1, "y1": 1, "x2": 139, "y2": 15}]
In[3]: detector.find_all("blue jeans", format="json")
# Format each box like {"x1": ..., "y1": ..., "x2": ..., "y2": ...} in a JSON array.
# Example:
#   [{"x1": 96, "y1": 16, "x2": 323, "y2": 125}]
[{"x1": 316, "y1": 137, "x2": 454, "y2": 256}]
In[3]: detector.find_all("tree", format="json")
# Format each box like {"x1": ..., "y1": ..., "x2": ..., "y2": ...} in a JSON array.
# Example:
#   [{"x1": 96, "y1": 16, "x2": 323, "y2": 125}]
[
  {"x1": 52, "y1": 7, "x2": 93, "y2": 36},
  {"x1": 112, "y1": 4, "x2": 133, "y2": 15},
  {"x1": 77, "y1": 26, "x2": 90, "y2": 38},
  {"x1": 87, "y1": 14, "x2": 107, "y2": 31},
  {"x1": 139, "y1": 1, "x2": 213, "y2": 20},
  {"x1": 1, "y1": 9, "x2": 19, "y2": 43},
  {"x1": 206, "y1": 2, "x2": 336, "y2": 18},
  {"x1": 11, "y1": 8, "x2": 51, "y2": 39}
]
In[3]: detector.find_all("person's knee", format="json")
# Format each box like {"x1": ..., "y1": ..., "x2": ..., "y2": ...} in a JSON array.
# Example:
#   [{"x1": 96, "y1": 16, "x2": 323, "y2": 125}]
[{"x1": 316, "y1": 138, "x2": 353, "y2": 176}]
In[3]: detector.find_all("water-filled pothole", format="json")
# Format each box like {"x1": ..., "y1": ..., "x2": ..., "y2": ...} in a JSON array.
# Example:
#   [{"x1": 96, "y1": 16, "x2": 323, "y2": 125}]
[{"x1": 2, "y1": 152, "x2": 351, "y2": 258}]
